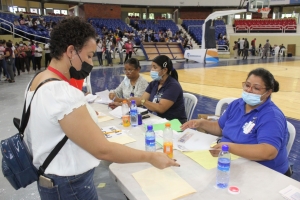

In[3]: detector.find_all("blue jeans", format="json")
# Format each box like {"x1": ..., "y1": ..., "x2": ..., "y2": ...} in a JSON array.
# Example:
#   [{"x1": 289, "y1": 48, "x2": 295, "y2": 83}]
[
  {"x1": 0, "y1": 59, "x2": 9, "y2": 79},
  {"x1": 105, "y1": 50, "x2": 112, "y2": 65},
  {"x1": 38, "y1": 168, "x2": 98, "y2": 200}
]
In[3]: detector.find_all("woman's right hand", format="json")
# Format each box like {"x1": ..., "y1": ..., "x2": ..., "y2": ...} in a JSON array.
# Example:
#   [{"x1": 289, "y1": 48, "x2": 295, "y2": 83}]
[
  {"x1": 108, "y1": 102, "x2": 121, "y2": 109},
  {"x1": 180, "y1": 119, "x2": 201, "y2": 131},
  {"x1": 149, "y1": 152, "x2": 180, "y2": 169},
  {"x1": 109, "y1": 92, "x2": 116, "y2": 100}
]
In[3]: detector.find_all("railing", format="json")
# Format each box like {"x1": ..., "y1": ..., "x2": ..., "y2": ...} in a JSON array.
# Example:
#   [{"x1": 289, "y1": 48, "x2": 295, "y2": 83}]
[
  {"x1": 0, "y1": 17, "x2": 49, "y2": 44},
  {"x1": 234, "y1": 24, "x2": 297, "y2": 33},
  {"x1": 216, "y1": 45, "x2": 229, "y2": 52}
]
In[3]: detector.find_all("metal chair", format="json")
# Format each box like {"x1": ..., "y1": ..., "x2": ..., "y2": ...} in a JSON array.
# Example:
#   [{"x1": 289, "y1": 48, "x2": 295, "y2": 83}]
[{"x1": 183, "y1": 93, "x2": 198, "y2": 121}]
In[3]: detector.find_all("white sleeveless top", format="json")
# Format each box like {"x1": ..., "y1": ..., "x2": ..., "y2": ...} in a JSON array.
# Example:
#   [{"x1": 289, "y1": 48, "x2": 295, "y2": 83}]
[{"x1": 24, "y1": 81, "x2": 100, "y2": 176}]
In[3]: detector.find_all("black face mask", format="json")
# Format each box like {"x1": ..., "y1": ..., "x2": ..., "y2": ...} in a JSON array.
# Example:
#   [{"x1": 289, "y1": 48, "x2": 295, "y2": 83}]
[{"x1": 69, "y1": 53, "x2": 93, "y2": 80}]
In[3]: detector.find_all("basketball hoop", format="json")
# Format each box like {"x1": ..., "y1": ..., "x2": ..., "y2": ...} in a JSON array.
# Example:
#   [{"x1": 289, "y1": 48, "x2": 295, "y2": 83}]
[{"x1": 258, "y1": 7, "x2": 271, "y2": 19}]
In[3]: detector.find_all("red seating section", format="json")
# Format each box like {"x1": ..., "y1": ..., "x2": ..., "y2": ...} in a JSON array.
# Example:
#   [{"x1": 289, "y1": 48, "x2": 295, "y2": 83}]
[{"x1": 235, "y1": 18, "x2": 297, "y2": 32}]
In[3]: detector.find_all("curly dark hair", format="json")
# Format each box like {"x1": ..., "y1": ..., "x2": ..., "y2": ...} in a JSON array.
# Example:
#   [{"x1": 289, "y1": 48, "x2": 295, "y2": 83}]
[{"x1": 50, "y1": 16, "x2": 97, "y2": 60}]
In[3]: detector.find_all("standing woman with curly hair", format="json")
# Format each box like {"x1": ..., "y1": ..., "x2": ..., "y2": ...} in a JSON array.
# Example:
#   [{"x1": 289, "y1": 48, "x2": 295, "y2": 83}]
[{"x1": 24, "y1": 17, "x2": 178, "y2": 199}]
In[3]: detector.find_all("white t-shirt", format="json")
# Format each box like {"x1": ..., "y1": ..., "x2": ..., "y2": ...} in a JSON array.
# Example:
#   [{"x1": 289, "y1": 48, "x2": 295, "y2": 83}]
[
  {"x1": 96, "y1": 42, "x2": 102, "y2": 52},
  {"x1": 34, "y1": 46, "x2": 43, "y2": 57},
  {"x1": 24, "y1": 81, "x2": 100, "y2": 176},
  {"x1": 44, "y1": 43, "x2": 50, "y2": 53}
]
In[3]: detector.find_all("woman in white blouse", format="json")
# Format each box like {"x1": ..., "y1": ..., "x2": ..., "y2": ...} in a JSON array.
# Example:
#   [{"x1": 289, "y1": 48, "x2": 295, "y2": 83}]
[
  {"x1": 108, "y1": 58, "x2": 148, "y2": 108},
  {"x1": 24, "y1": 17, "x2": 178, "y2": 200}
]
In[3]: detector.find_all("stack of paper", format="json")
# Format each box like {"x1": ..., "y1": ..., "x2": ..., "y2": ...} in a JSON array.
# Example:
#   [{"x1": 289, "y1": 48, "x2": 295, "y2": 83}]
[
  {"x1": 132, "y1": 167, "x2": 196, "y2": 200},
  {"x1": 95, "y1": 90, "x2": 112, "y2": 104},
  {"x1": 109, "y1": 106, "x2": 148, "y2": 119}
]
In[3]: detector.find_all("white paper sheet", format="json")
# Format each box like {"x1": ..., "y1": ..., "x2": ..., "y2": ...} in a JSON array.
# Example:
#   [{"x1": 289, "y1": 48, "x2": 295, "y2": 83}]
[
  {"x1": 279, "y1": 185, "x2": 300, "y2": 200},
  {"x1": 109, "y1": 106, "x2": 149, "y2": 119},
  {"x1": 95, "y1": 90, "x2": 112, "y2": 104},
  {"x1": 84, "y1": 94, "x2": 98, "y2": 103},
  {"x1": 177, "y1": 129, "x2": 218, "y2": 151}
]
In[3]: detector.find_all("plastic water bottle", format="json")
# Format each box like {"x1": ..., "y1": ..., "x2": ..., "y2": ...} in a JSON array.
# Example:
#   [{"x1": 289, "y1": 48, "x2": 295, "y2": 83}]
[
  {"x1": 216, "y1": 144, "x2": 231, "y2": 189},
  {"x1": 145, "y1": 125, "x2": 156, "y2": 152},
  {"x1": 130, "y1": 100, "x2": 138, "y2": 127},
  {"x1": 163, "y1": 122, "x2": 173, "y2": 158},
  {"x1": 122, "y1": 100, "x2": 130, "y2": 127}
]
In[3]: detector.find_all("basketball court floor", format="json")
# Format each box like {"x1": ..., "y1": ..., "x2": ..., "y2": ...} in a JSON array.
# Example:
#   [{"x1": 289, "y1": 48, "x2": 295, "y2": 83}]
[{"x1": 0, "y1": 55, "x2": 299, "y2": 199}]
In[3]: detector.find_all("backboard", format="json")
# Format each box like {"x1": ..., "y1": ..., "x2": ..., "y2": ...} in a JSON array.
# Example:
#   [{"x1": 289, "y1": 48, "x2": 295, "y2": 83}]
[{"x1": 248, "y1": 0, "x2": 270, "y2": 12}]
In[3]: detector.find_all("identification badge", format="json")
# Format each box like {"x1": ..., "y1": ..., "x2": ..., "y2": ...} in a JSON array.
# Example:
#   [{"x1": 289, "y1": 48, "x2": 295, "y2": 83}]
[{"x1": 243, "y1": 121, "x2": 255, "y2": 134}]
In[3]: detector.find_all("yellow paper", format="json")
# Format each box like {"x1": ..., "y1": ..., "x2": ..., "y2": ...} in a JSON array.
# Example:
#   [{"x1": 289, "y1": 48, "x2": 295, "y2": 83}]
[
  {"x1": 107, "y1": 134, "x2": 136, "y2": 145},
  {"x1": 98, "y1": 116, "x2": 114, "y2": 123},
  {"x1": 184, "y1": 150, "x2": 240, "y2": 170},
  {"x1": 132, "y1": 167, "x2": 196, "y2": 200},
  {"x1": 97, "y1": 183, "x2": 106, "y2": 188}
]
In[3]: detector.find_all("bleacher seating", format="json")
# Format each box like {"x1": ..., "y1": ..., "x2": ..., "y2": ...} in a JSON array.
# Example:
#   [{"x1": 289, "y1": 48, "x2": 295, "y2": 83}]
[
  {"x1": 0, "y1": 12, "x2": 64, "y2": 42},
  {"x1": 89, "y1": 18, "x2": 134, "y2": 37},
  {"x1": 182, "y1": 19, "x2": 226, "y2": 45},
  {"x1": 130, "y1": 19, "x2": 178, "y2": 34},
  {"x1": 234, "y1": 18, "x2": 297, "y2": 33}
]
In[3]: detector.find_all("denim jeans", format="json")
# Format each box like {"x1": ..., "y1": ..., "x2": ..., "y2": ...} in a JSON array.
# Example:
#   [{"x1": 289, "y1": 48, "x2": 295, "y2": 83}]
[
  {"x1": 96, "y1": 52, "x2": 103, "y2": 66},
  {"x1": 105, "y1": 50, "x2": 112, "y2": 65},
  {"x1": 38, "y1": 168, "x2": 98, "y2": 200}
]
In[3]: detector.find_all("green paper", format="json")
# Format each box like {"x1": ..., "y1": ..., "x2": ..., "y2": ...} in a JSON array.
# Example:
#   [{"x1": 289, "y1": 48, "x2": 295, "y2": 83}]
[{"x1": 153, "y1": 119, "x2": 182, "y2": 132}]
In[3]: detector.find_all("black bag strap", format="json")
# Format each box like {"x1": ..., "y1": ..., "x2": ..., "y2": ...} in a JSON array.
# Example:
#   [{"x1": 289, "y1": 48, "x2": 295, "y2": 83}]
[{"x1": 18, "y1": 75, "x2": 69, "y2": 175}]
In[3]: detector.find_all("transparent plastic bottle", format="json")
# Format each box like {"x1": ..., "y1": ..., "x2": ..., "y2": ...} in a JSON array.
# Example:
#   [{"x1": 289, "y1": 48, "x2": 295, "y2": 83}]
[
  {"x1": 145, "y1": 125, "x2": 156, "y2": 152},
  {"x1": 122, "y1": 100, "x2": 130, "y2": 127},
  {"x1": 163, "y1": 122, "x2": 173, "y2": 158},
  {"x1": 130, "y1": 100, "x2": 138, "y2": 127},
  {"x1": 216, "y1": 144, "x2": 231, "y2": 189}
]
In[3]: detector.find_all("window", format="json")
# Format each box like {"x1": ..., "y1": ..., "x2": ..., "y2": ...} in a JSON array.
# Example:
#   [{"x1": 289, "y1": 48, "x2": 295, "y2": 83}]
[
  {"x1": 234, "y1": 14, "x2": 241, "y2": 19},
  {"x1": 9, "y1": 6, "x2": 18, "y2": 13},
  {"x1": 30, "y1": 8, "x2": 38, "y2": 14},
  {"x1": 128, "y1": 12, "x2": 140, "y2": 17},
  {"x1": 149, "y1": 13, "x2": 154, "y2": 20},
  {"x1": 18, "y1": 7, "x2": 26, "y2": 12},
  {"x1": 61, "y1": 10, "x2": 68, "y2": 15},
  {"x1": 246, "y1": 13, "x2": 252, "y2": 19},
  {"x1": 54, "y1": 9, "x2": 61, "y2": 14},
  {"x1": 142, "y1": 13, "x2": 147, "y2": 19}
]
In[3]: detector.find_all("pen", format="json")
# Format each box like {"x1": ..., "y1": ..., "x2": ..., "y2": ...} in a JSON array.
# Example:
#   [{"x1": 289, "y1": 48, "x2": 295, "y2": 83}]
[{"x1": 103, "y1": 130, "x2": 122, "y2": 134}]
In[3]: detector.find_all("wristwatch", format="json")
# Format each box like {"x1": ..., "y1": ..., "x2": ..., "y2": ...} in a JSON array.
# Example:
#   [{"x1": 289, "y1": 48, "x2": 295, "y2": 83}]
[{"x1": 141, "y1": 99, "x2": 146, "y2": 106}]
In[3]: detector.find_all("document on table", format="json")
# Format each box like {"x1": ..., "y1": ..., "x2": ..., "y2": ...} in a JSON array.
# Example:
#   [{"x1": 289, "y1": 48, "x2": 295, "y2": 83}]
[
  {"x1": 177, "y1": 129, "x2": 218, "y2": 151},
  {"x1": 109, "y1": 106, "x2": 148, "y2": 119},
  {"x1": 132, "y1": 167, "x2": 196, "y2": 200},
  {"x1": 184, "y1": 151, "x2": 240, "y2": 170},
  {"x1": 85, "y1": 94, "x2": 98, "y2": 103},
  {"x1": 97, "y1": 112, "x2": 114, "y2": 123},
  {"x1": 279, "y1": 185, "x2": 300, "y2": 200},
  {"x1": 152, "y1": 119, "x2": 182, "y2": 132},
  {"x1": 101, "y1": 126, "x2": 136, "y2": 145},
  {"x1": 95, "y1": 90, "x2": 112, "y2": 104}
]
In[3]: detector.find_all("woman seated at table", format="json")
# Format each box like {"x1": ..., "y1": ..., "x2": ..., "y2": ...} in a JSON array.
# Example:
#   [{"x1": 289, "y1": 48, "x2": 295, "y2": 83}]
[
  {"x1": 130, "y1": 55, "x2": 187, "y2": 124},
  {"x1": 181, "y1": 68, "x2": 290, "y2": 175},
  {"x1": 108, "y1": 58, "x2": 148, "y2": 104}
]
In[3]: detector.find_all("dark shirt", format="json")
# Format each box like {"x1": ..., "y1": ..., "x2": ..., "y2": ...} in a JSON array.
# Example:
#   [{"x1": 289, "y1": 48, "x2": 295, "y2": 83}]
[{"x1": 146, "y1": 76, "x2": 187, "y2": 123}]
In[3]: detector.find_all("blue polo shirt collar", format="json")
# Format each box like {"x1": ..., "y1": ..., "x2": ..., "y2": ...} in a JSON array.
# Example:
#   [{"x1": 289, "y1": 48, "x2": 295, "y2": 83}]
[{"x1": 153, "y1": 75, "x2": 172, "y2": 91}]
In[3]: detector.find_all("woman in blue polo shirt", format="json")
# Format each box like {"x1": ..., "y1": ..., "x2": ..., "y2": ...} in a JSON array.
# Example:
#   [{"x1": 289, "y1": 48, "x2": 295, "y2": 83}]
[
  {"x1": 130, "y1": 55, "x2": 187, "y2": 123},
  {"x1": 181, "y1": 68, "x2": 290, "y2": 175}
]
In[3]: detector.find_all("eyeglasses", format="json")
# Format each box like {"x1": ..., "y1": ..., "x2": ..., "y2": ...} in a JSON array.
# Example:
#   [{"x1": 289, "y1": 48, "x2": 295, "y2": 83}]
[
  {"x1": 123, "y1": 69, "x2": 135, "y2": 73},
  {"x1": 242, "y1": 82, "x2": 266, "y2": 93}
]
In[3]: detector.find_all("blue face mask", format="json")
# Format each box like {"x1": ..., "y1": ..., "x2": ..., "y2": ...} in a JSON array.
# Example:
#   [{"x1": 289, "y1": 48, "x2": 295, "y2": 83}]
[
  {"x1": 242, "y1": 91, "x2": 267, "y2": 106},
  {"x1": 150, "y1": 70, "x2": 162, "y2": 81}
]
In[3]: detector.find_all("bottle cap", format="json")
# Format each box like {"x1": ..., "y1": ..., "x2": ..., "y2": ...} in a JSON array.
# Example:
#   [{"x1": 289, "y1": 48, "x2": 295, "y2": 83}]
[
  {"x1": 123, "y1": 100, "x2": 127, "y2": 103},
  {"x1": 147, "y1": 125, "x2": 153, "y2": 130},
  {"x1": 228, "y1": 186, "x2": 240, "y2": 195},
  {"x1": 165, "y1": 122, "x2": 171, "y2": 127},
  {"x1": 131, "y1": 100, "x2": 136, "y2": 104},
  {"x1": 222, "y1": 144, "x2": 229, "y2": 151}
]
